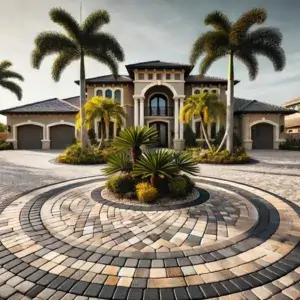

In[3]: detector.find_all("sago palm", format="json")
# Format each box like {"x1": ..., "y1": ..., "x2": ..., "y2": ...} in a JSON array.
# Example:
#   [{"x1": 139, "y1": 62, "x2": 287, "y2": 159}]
[
  {"x1": 76, "y1": 96, "x2": 126, "y2": 149},
  {"x1": 0, "y1": 60, "x2": 24, "y2": 100},
  {"x1": 180, "y1": 91, "x2": 225, "y2": 151},
  {"x1": 190, "y1": 8, "x2": 285, "y2": 152},
  {"x1": 103, "y1": 152, "x2": 132, "y2": 175},
  {"x1": 31, "y1": 7, "x2": 124, "y2": 148},
  {"x1": 112, "y1": 126, "x2": 158, "y2": 165}
]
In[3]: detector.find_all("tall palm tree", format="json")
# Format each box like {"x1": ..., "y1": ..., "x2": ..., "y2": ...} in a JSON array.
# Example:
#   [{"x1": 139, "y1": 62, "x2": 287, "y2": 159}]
[
  {"x1": 180, "y1": 91, "x2": 225, "y2": 151},
  {"x1": 189, "y1": 8, "x2": 285, "y2": 152},
  {"x1": 0, "y1": 60, "x2": 24, "y2": 100},
  {"x1": 76, "y1": 96, "x2": 127, "y2": 149},
  {"x1": 31, "y1": 7, "x2": 124, "y2": 148}
]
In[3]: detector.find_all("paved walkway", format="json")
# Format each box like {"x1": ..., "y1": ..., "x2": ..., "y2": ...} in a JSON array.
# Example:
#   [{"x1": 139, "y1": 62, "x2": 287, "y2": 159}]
[{"x1": 0, "y1": 150, "x2": 299, "y2": 299}]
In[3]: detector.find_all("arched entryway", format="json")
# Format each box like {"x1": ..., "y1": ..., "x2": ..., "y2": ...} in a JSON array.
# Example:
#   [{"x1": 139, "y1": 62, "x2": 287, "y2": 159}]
[
  {"x1": 251, "y1": 122, "x2": 274, "y2": 149},
  {"x1": 149, "y1": 121, "x2": 168, "y2": 147}
]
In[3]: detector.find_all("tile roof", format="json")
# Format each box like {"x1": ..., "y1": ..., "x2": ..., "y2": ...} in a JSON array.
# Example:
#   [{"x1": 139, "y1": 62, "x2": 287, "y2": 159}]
[
  {"x1": 77, "y1": 75, "x2": 132, "y2": 85},
  {"x1": 282, "y1": 97, "x2": 300, "y2": 107},
  {"x1": 61, "y1": 96, "x2": 80, "y2": 108},
  {"x1": 234, "y1": 97, "x2": 295, "y2": 114},
  {"x1": 125, "y1": 60, "x2": 192, "y2": 69},
  {"x1": 185, "y1": 75, "x2": 239, "y2": 85},
  {"x1": 0, "y1": 97, "x2": 79, "y2": 115}
]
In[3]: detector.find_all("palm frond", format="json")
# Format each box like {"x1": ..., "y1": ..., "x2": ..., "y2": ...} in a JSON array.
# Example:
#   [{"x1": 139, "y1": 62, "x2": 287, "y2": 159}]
[
  {"x1": 231, "y1": 8, "x2": 267, "y2": 43},
  {"x1": 173, "y1": 152, "x2": 199, "y2": 175},
  {"x1": 246, "y1": 27, "x2": 283, "y2": 46},
  {"x1": 113, "y1": 126, "x2": 158, "y2": 150},
  {"x1": 49, "y1": 7, "x2": 81, "y2": 41},
  {"x1": 103, "y1": 152, "x2": 132, "y2": 175},
  {"x1": 0, "y1": 60, "x2": 12, "y2": 70},
  {"x1": 235, "y1": 51, "x2": 259, "y2": 80},
  {"x1": 133, "y1": 149, "x2": 177, "y2": 179},
  {"x1": 0, "y1": 80, "x2": 22, "y2": 100},
  {"x1": 32, "y1": 32, "x2": 78, "y2": 69},
  {"x1": 85, "y1": 33, "x2": 125, "y2": 62},
  {"x1": 200, "y1": 52, "x2": 226, "y2": 75},
  {"x1": 82, "y1": 10, "x2": 110, "y2": 35},
  {"x1": 86, "y1": 50, "x2": 119, "y2": 78},
  {"x1": 0, "y1": 70, "x2": 24, "y2": 81},
  {"x1": 204, "y1": 11, "x2": 232, "y2": 33},
  {"x1": 252, "y1": 42, "x2": 286, "y2": 71},
  {"x1": 52, "y1": 51, "x2": 79, "y2": 81}
]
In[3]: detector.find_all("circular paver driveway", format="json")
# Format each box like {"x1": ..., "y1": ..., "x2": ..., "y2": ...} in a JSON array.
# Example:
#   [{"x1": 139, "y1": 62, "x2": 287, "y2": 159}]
[{"x1": 0, "y1": 150, "x2": 299, "y2": 299}]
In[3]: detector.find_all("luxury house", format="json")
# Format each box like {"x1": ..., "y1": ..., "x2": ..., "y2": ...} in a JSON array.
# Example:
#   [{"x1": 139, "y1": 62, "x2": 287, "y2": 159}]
[
  {"x1": 0, "y1": 60, "x2": 294, "y2": 150},
  {"x1": 282, "y1": 97, "x2": 300, "y2": 133}
]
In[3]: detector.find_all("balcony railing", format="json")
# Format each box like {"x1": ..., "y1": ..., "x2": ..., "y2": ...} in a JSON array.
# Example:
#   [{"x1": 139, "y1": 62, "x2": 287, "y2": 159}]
[{"x1": 144, "y1": 106, "x2": 174, "y2": 116}]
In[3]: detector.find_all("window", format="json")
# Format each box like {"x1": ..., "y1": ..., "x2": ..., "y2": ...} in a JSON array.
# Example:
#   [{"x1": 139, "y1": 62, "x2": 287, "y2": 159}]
[
  {"x1": 97, "y1": 122, "x2": 106, "y2": 139},
  {"x1": 194, "y1": 89, "x2": 200, "y2": 95},
  {"x1": 105, "y1": 89, "x2": 113, "y2": 98},
  {"x1": 96, "y1": 89, "x2": 103, "y2": 96},
  {"x1": 288, "y1": 129, "x2": 293, "y2": 133},
  {"x1": 211, "y1": 122, "x2": 217, "y2": 139},
  {"x1": 211, "y1": 89, "x2": 218, "y2": 94},
  {"x1": 109, "y1": 122, "x2": 114, "y2": 138},
  {"x1": 203, "y1": 89, "x2": 208, "y2": 93},
  {"x1": 148, "y1": 73, "x2": 153, "y2": 80},
  {"x1": 138, "y1": 73, "x2": 144, "y2": 80},
  {"x1": 149, "y1": 95, "x2": 167, "y2": 116},
  {"x1": 114, "y1": 90, "x2": 121, "y2": 104},
  {"x1": 156, "y1": 73, "x2": 162, "y2": 80},
  {"x1": 166, "y1": 73, "x2": 171, "y2": 80},
  {"x1": 175, "y1": 74, "x2": 181, "y2": 80},
  {"x1": 116, "y1": 125, "x2": 121, "y2": 136},
  {"x1": 195, "y1": 121, "x2": 201, "y2": 138}
]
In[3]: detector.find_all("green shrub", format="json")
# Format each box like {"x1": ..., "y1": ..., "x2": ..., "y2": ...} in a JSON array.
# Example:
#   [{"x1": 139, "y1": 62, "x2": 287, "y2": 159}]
[
  {"x1": 180, "y1": 174, "x2": 195, "y2": 193},
  {"x1": 0, "y1": 123, "x2": 7, "y2": 133},
  {"x1": 0, "y1": 141, "x2": 13, "y2": 150},
  {"x1": 136, "y1": 182, "x2": 158, "y2": 203},
  {"x1": 106, "y1": 174, "x2": 136, "y2": 195},
  {"x1": 193, "y1": 147, "x2": 250, "y2": 164},
  {"x1": 184, "y1": 124, "x2": 197, "y2": 148},
  {"x1": 56, "y1": 142, "x2": 106, "y2": 164},
  {"x1": 169, "y1": 176, "x2": 187, "y2": 197},
  {"x1": 279, "y1": 137, "x2": 300, "y2": 150},
  {"x1": 213, "y1": 126, "x2": 242, "y2": 150}
]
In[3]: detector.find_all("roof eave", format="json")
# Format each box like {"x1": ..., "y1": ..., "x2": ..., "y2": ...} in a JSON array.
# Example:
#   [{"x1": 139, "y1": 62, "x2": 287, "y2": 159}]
[
  {"x1": 234, "y1": 110, "x2": 295, "y2": 115},
  {"x1": 0, "y1": 111, "x2": 78, "y2": 116}
]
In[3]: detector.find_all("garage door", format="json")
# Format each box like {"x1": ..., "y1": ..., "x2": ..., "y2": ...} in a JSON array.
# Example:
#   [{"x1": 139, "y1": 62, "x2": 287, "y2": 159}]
[
  {"x1": 251, "y1": 123, "x2": 274, "y2": 149},
  {"x1": 17, "y1": 125, "x2": 43, "y2": 149},
  {"x1": 50, "y1": 125, "x2": 75, "y2": 149}
]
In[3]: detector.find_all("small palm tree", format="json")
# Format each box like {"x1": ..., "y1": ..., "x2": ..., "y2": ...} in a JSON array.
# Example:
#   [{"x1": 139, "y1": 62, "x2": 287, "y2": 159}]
[
  {"x1": 172, "y1": 151, "x2": 199, "y2": 175},
  {"x1": 0, "y1": 60, "x2": 24, "y2": 100},
  {"x1": 103, "y1": 152, "x2": 132, "y2": 175},
  {"x1": 112, "y1": 126, "x2": 158, "y2": 165},
  {"x1": 180, "y1": 91, "x2": 225, "y2": 151},
  {"x1": 31, "y1": 7, "x2": 124, "y2": 148},
  {"x1": 190, "y1": 8, "x2": 285, "y2": 152},
  {"x1": 76, "y1": 96, "x2": 127, "y2": 149}
]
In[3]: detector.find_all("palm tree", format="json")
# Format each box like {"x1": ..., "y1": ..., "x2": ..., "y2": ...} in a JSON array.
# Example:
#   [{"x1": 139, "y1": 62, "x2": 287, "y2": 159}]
[
  {"x1": 0, "y1": 60, "x2": 24, "y2": 100},
  {"x1": 112, "y1": 126, "x2": 158, "y2": 165},
  {"x1": 180, "y1": 91, "x2": 225, "y2": 151},
  {"x1": 189, "y1": 8, "x2": 285, "y2": 152},
  {"x1": 76, "y1": 96, "x2": 127, "y2": 149},
  {"x1": 31, "y1": 7, "x2": 124, "y2": 148}
]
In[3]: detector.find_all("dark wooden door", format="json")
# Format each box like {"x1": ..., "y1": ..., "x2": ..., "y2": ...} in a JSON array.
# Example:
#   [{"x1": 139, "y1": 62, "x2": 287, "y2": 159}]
[
  {"x1": 17, "y1": 125, "x2": 43, "y2": 149},
  {"x1": 251, "y1": 123, "x2": 274, "y2": 149}
]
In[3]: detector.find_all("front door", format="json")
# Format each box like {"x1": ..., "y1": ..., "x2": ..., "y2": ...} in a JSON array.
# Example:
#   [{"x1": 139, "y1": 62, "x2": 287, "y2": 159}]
[
  {"x1": 150, "y1": 122, "x2": 168, "y2": 147},
  {"x1": 251, "y1": 123, "x2": 274, "y2": 149}
]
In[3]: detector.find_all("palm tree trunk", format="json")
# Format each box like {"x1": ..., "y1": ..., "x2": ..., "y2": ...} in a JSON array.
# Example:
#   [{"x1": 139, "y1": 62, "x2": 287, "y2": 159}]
[
  {"x1": 199, "y1": 116, "x2": 212, "y2": 151},
  {"x1": 99, "y1": 118, "x2": 106, "y2": 149},
  {"x1": 79, "y1": 52, "x2": 88, "y2": 149},
  {"x1": 131, "y1": 146, "x2": 142, "y2": 166},
  {"x1": 216, "y1": 131, "x2": 228, "y2": 153},
  {"x1": 226, "y1": 51, "x2": 235, "y2": 153}
]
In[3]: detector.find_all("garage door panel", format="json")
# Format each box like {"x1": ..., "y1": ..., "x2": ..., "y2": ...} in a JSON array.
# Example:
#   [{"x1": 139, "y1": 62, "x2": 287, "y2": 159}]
[
  {"x1": 17, "y1": 125, "x2": 43, "y2": 149},
  {"x1": 50, "y1": 125, "x2": 75, "y2": 149},
  {"x1": 251, "y1": 123, "x2": 274, "y2": 149}
]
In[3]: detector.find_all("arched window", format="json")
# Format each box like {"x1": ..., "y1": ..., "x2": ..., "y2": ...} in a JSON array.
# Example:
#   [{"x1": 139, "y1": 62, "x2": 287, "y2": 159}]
[
  {"x1": 194, "y1": 89, "x2": 200, "y2": 95},
  {"x1": 114, "y1": 90, "x2": 121, "y2": 104},
  {"x1": 149, "y1": 95, "x2": 167, "y2": 116},
  {"x1": 211, "y1": 89, "x2": 218, "y2": 94},
  {"x1": 105, "y1": 89, "x2": 113, "y2": 98},
  {"x1": 203, "y1": 89, "x2": 208, "y2": 93},
  {"x1": 96, "y1": 89, "x2": 103, "y2": 96}
]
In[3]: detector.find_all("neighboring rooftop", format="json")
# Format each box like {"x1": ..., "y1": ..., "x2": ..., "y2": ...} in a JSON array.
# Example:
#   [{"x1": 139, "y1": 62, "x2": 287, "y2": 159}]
[
  {"x1": 0, "y1": 97, "x2": 79, "y2": 115},
  {"x1": 76, "y1": 75, "x2": 132, "y2": 85},
  {"x1": 234, "y1": 98, "x2": 296, "y2": 114},
  {"x1": 282, "y1": 97, "x2": 300, "y2": 107}
]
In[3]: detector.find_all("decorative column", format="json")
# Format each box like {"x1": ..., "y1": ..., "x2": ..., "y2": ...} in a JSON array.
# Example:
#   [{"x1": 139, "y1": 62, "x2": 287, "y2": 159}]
[
  {"x1": 134, "y1": 98, "x2": 139, "y2": 126},
  {"x1": 140, "y1": 97, "x2": 145, "y2": 126},
  {"x1": 179, "y1": 97, "x2": 184, "y2": 139},
  {"x1": 174, "y1": 97, "x2": 179, "y2": 139}
]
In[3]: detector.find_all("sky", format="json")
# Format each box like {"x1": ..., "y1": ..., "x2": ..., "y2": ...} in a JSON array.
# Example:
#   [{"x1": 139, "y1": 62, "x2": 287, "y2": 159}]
[{"x1": 0, "y1": 0, "x2": 299, "y2": 122}]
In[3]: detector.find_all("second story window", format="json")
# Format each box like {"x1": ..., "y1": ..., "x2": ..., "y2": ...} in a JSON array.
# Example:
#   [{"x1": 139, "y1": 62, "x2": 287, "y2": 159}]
[
  {"x1": 149, "y1": 95, "x2": 167, "y2": 116},
  {"x1": 105, "y1": 89, "x2": 113, "y2": 98},
  {"x1": 138, "y1": 73, "x2": 144, "y2": 80},
  {"x1": 114, "y1": 90, "x2": 121, "y2": 104},
  {"x1": 96, "y1": 90, "x2": 103, "y2": 96},
  {"x1": 175, "y1": 73, "x2": 181, "y2": 80},
  {"x1": 194, "y1": 89, "x2": 200, "y2": 95},
  {"x1": 166, "y1": 73, "x2": 171, "y2": 80},
  {"x1": 148, "y1": 73, "x2": 153, "y2": 80},
  {"x1": 156, "y1": 73, "x2": 162, "y2": 80}
]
